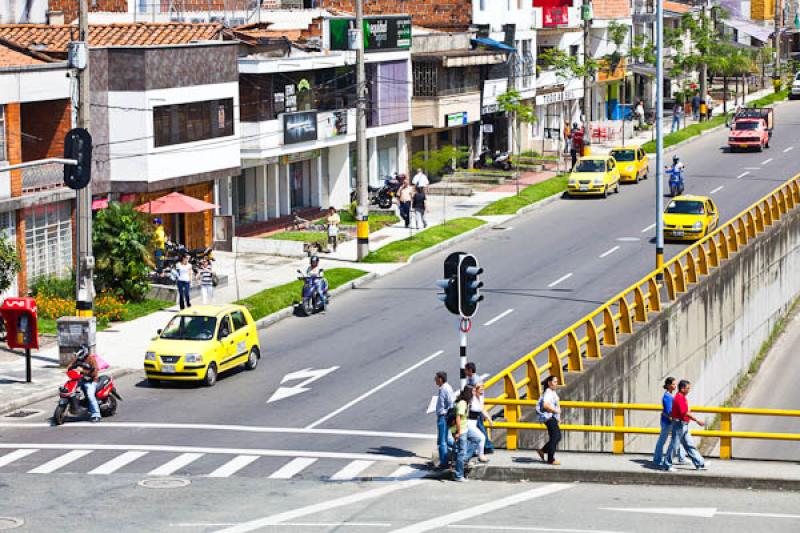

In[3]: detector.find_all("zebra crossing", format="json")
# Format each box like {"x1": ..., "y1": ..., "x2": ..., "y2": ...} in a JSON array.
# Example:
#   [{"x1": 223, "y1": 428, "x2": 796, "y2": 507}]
[{"x1": 0, "y1": 447, "x2": 435, "y2": 481}]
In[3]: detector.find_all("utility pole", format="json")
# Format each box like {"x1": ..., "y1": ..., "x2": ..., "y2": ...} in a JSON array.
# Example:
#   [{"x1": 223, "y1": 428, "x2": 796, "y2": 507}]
[
  {"x1": 75, "y1": 0, "x2": 95, "y2": 318},
  {"x1": 700, "y1": 1, "x2": 708, "y2": 98},
  {"x1": 354, "y1": 0, "x2": 370, "y2": 260},
  {"x1": 774, "y1": 0, "x2": 782, "y2": 86},
  {"x1": 655, "y1": 0, "x2": 665, "y2": 276},
  {"x1": 582, "y1": 0, "x2": 592, "y2": 151}
]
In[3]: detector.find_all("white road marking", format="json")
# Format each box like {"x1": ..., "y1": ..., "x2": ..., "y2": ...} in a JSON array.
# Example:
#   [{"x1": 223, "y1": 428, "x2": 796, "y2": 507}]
[
  {"x1": 737, "y1": 171, "x2": 749, "y2": 179},
  {"x1": 213, "y1": 479, "x2": 424, "y2": 533},
  {"x1": 388, "y1": 465, "x2": 429, "y2": 479},
  {"x1": 0, "y1": 448, "x2": 38, "y2": 468},
  {"x1": 425, "y1": 395, "x2": 437, "y2": 414},
  {"x1": 28, "y1": 449, "x2": 92, "y2": 474},
  {"x1": 329, "y1": 460, "x2": 375, "y2": 480},
  {"x1": 148, "y1": 452, "x2": 205, "y2": 476},
  {"x1": 0, "y1": 422, "x2": 433, "y2": 441},
  {"x1": 175, "y1": 523, "x2": 392, "y2": 529},
  {"x1": 305, "y1": 350, "x2": 444, "y2": 429},
  {"x1": 206, "y1": 455, "x2": 259, "y2": 478},
  {"x1": 88, "y1": 451, "x2": 148, "y2": 475},
  {"x1": 601, "y1": 507, "x2": 800, "y2": 519},
  {"x1": 743, "y1": 167, "x2": 761, "y2": 170},
  {"x1": 641, "y1": 223, "x2": 656, "y2": 233},
  {"x1": 267, "y1": 366, "x2": 340, "y2": 404},
  {"x1": 548, "y1": 273, "x2": 573, "y2": 288},
  {"x1": 761, "y1": 158, "x2": 773, "y2": 165},
  {"x1": 784, "y1": 146, "x2": 794, "y2": 153},
  {"x1": 449, "y1": 525, "x2": 628, "y2": 533},
  {"x1": 479, "y1": 372, "x2": 489, "y2": 382},
  {"x1": 709, "y1": 185, "x2": 724, "y2": 194},
  {"x1": 269, "y1": 457, "x2": 317, "y2": 479},
  {"x1": 483, "y1": 308, "x2": 514, "y2": 326},
  {"x1": 599, "y1": 246, "x2": 620, "y2": 258},
  {"x1": 717, "y1": 511, "x2": 800, "y2": 519},
  {"x1": 390, "y1": 483, "x2": 575, "y2": 533}
]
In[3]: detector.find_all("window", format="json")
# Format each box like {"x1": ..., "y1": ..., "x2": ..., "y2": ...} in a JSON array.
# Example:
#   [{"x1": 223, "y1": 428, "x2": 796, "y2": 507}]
[
  {"x1": 231, "y1": 310, "x2": 247, "y2": 331},
  {"x1": 218, "y1": 316, "x2": 232, "y2": 338},
  {"x1": 153, "y1": 98, "x2": 234, "y2": 147},
  {"x1": 480, "y1": 0, "x2": 485, "y2": 10},
  {"x1": 25, "y1": 201, "x2": 72, "y2": 283},
  {"x1": 0, "y1": 106, "x2": 5, "y2": 161},
  {"x1": 537, "y1": 45, "x2": 555, "y2": 68},
  {"x1": 570, "y1": 45, "x2": 580, "y2": 58},
  {"x1": 161, "y1": 315, "x2": 216, "y2": 341}
]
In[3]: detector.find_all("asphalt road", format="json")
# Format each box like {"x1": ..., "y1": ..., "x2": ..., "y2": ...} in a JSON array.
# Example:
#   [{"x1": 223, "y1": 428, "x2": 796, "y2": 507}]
[
  {"x1": 2, "y1": 476, "x2": 799, "y2": 532},
  {"x1": 2, "y1": 100, "x2": 800, "y2": 474}
]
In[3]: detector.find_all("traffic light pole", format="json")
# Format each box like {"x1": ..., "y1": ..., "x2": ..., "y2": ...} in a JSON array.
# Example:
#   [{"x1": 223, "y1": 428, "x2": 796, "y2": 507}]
[{"x1": 459, "y1": 319, "x2": 470, "y2": 391}]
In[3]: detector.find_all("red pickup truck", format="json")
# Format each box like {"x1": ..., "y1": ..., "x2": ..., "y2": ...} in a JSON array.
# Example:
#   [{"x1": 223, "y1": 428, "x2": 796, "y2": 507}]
[{"x1": 728, "y1": 108, "x2": 774, "y2": 152}]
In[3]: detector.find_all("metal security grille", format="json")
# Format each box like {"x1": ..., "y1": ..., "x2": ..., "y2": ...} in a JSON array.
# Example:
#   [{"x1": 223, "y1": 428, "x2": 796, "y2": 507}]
[
  {"x1": 412, "y1": 62, "x2": 438, "y2": 97},
  {"x1": 25, "y1": 201, "x2": 72, "y2": 282}
]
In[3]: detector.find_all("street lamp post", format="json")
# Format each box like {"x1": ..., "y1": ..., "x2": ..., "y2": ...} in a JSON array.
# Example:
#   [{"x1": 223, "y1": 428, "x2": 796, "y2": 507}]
[{"x1": 655, "y1": 0, "x2": 665, "y2": 277}]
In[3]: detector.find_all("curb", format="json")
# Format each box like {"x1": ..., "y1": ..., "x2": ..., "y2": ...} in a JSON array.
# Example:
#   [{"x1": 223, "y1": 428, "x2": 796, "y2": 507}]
[
  {"x1": 469, "y1": 463, "x2": 800, "y2": 491},
  {"x1": 0, "y1": 367, "x2": 137, "y2": 417}
]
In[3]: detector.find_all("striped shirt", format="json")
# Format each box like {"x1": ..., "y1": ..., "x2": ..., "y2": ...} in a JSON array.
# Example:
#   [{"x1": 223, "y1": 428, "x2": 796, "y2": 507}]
[{"x1": 199, "y1": 269, "x2": 214, "y2": 286}]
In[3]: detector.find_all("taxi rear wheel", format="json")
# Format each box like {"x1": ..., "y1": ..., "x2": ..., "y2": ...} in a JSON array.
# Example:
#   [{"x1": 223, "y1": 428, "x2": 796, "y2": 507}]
[
  {"x1": 245, "y1": 347, "x2": 260, "y2": 371},
  {"x1": 203, "y1": 363, "x2": 218, "y2": 387}
]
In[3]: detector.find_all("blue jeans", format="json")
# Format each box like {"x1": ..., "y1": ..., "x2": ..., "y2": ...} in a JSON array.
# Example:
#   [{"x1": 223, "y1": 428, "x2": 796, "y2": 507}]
[
  {"x1": 314, "y1": 277, "x2": 329, "y2": 305},
  {"x1": 436, "y1": 415, "x2": 454, "y2": 467},
  {"x1": 477, "y1": 416, "x2": 493, "y2": 452},
  {"x1": 82, "y1": 380, "x2": 100, "y2": 418},
  {"x1": 664, "y1": 421, "x2": 704, "y2": 469},
  {"x1": 671, "y1": 115, "x2": 681, "y2": 133},
  {"x1": 177, "y1": 280, "x2": 191, "y2": 309},
  {"x1": 653, "y1": 417, "x2": 686, "y2": 467},
  {"x1": 453, "y1": 430, "x2": 480, "y2": 480}
]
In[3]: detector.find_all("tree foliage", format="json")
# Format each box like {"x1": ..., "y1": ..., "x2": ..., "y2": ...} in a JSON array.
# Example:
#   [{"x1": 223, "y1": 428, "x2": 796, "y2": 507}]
[
  {"x1": 410, "y1": 145, "x2": 469, "y2": 177},
  {"x1": 0, "y1": 235, "x2": 21, "y2": 294},
  {"x1": 497, "y1": 89, "x2": 535, "y2": 124},
  {"x1": 93, "y1": 202, "x2": 154, "y2": 302}
]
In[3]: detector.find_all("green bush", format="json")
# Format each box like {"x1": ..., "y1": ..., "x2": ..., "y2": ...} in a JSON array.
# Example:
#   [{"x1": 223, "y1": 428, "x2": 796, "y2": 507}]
[
  {"x1": 0, "y1": 235, "x2": 21, "y2": 294},
  {"x1": 93, "y1": 202, "x2": 154, "y2": 302},
  {"x1": 29, "y1": 273, "x2": 75, "y2": 299}
]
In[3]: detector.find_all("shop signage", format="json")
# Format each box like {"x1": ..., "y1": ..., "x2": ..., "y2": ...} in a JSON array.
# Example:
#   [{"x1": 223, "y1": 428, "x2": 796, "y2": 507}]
[
  {"x1": 543, "y1": 7, "x2": 569, "y2": 27},
  {"x1": 329, "y1": 16, "x2": 412, "y2": 52},
  {"x1": 482, "y1": 104, "x2": 499, "y2": 115},
  {"x1": 482, "y1": 124, "x2": 494, "y2": 133},
  {"x1": 283, "y1": 111, "x2": 318, "y2": 145},
  {"x1": 597, "y1": 57, "x2": 626, "y2": 82},
  {"x1": 282, "y1": 149, "x2": 321, "y2": 164},
  {"x1": 535, "y1": 87, "x2": 584, "y2": 105},
  {"x1": 445, "y1": 112, "x2": 468, "y2": 127}
]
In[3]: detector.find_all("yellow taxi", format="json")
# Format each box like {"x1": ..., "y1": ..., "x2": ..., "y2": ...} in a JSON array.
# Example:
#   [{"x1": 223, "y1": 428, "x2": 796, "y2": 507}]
[
  {"x1": 567, "y1": 155, "x2": 621, "y2": 197},
  {"x1": 609, "y1": 146, "x2": 649, "y2": 183},
  {"x1": 663, "y1": 195, "x2": 720, "y2": 241},
  {"x1": 144, "y1": 304, "x2": 261, "y2": 386}
]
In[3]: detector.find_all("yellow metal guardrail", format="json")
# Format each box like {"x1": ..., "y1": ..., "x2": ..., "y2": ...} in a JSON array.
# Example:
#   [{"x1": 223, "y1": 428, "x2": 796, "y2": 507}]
[
  {"x1": 484, "y1": 399, "x2": 800, "y2": 459},
  {"x1": 484, "y1": 173, "x2": 800, "y2": 451}
]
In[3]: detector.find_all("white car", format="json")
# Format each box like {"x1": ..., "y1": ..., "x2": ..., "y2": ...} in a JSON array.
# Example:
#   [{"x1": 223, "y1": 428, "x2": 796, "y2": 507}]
[{"x1": 792, "y1": 72, "x2": 800, "y2": 100}]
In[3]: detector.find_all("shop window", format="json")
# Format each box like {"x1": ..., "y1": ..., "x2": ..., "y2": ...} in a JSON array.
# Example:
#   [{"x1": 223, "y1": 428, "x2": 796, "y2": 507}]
[
  {"x1": 153, "y1": 98, "x2": 234, "y2": 147},
  {"x1": 239, "y1": 75, "x2": 273, "y2": 122},
  {"x1": 25, "y1": 201, "x2": 72, "y2": 283},
  {"x1": 367, "y1": 61, "x2": 410, "y2": 127}
]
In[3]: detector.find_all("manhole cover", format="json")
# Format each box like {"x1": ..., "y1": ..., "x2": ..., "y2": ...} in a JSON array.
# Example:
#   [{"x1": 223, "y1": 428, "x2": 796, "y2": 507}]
[
  {"x1": 3, "y1": 409, "x2": 40, "y2": 418},
  {"x1": 0, "y1": 517, "x2": 24, "y2": 530},
  {"x1": 137, "y1": 477, "x2": 191, "y2": 489}
]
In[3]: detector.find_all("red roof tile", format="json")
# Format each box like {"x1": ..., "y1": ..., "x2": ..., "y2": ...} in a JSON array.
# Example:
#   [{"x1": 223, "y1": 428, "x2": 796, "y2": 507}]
[
  {"x1": 0, "y1": 39, "x2": 50, "y2": 67},
  {"x1": 664, "y1": 1, "x2": 692, "y2": 14}
]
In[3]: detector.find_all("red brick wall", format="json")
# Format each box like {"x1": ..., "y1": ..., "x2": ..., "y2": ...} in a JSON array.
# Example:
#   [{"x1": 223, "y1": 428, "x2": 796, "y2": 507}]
[
  {"x1": 5, "y1": 103, "x2": 22, "y2": 197},
  {"x1": 47, "y1": 0, "x2": 128, "y2": 24},
  {"x1": 592, "y1": 0, "x2": 630, "y2": 19},
  {"x1": 20, "y1": 99, "x2": 71, "y2": 163},
  {"x1": 320, "y1": 0, "x2": 472, "y2": 30}
]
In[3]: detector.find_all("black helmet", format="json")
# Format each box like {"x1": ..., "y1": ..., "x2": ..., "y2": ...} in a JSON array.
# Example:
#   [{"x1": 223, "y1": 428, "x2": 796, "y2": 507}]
[
  {"x1": 310, "y1": 255, "x2": 319, "y2": 265},
  {"x1": 75, "y1": 345, "x2": 90, "y2": 360},
  {"x1": 673, "y1": 155, "x2": 680, "y2": 164},
  {"x1": 572, "y1": 122, "x2": 578, "y2": 129}
]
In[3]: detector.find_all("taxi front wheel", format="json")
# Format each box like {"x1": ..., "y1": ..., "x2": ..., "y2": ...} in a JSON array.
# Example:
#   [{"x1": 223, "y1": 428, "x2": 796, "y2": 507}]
[{"x1": 204, "y1": 363, "x2": 218, "y2": 387}]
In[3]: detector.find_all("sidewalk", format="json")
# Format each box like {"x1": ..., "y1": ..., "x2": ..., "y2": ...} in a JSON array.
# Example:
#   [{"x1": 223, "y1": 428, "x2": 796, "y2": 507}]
[{"x1": 467, "y1": 450, "x2": 800, "y2": 491}]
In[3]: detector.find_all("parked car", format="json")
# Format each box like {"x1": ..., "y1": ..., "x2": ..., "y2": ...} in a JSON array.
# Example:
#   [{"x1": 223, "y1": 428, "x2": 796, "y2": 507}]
[{"x1": 791, "y1": 71, "x2": 800, "y2": 100}]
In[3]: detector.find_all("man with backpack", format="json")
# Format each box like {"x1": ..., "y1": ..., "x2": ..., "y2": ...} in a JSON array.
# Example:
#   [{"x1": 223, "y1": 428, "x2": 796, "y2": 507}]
[{"x1": 434, "y1": 371, "x2": 455, "y2": 469}]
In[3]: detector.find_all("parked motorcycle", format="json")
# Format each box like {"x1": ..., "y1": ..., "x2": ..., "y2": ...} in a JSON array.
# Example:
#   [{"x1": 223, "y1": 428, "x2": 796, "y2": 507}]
[
  {"x1": 666, "y1": 166, "x2": 685, "y2": 197},
  {"x1": 371, "y1": 175, "x2": 402, "y2": 209},
  {"x1": 475, "y1": 148, "x2": 512, "y2": 171},
  {"x1": 297, "y1": 269, "x2": 328, "y2": 316},
  {"x1": 53, "y1": 349, "x2": 121, "y2": 425}
]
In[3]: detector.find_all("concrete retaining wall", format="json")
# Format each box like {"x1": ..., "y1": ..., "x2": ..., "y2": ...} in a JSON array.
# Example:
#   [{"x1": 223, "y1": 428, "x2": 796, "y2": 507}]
[
  {"x1": 234, "y1": 237, "x2": 306, "y2": 257},
  {"x1": 516, "y1": 204, "x2": 800, "y2": 454}
]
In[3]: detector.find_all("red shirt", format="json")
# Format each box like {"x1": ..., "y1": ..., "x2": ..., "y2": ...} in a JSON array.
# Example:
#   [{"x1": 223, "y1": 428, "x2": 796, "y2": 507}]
[{"x1": 671, "y1": 392, "x2": 689, "y2": 422}]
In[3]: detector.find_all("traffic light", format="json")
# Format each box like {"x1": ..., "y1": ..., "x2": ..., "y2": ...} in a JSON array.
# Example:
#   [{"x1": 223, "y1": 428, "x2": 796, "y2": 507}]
[
  {"x1": 458, "y1": 253, "x2": 483, "y2": 318},
  {"x1": 63, "y1": 128, "x2": 92, "y2": 190},
  {"x1": 436, "y1": 252, "x2": 461, "y2": 315}
]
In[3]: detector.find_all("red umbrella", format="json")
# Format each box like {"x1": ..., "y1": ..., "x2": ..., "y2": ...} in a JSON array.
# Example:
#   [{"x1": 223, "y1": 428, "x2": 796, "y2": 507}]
[{"x1": 135, "y1": 192, "x2": 219, "y2": 214}]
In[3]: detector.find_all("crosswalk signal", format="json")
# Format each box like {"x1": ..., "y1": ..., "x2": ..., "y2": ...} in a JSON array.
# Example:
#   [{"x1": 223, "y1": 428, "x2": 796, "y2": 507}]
[
  {"x1": 458, "y1": 253, "x2": 483, "y2": 318},
  {"x1": 63, "y1": 128, "x2": 92, "y2": 190},
  {"x1": 436, "y1": 252, "x2": 461, "y2": 315}
]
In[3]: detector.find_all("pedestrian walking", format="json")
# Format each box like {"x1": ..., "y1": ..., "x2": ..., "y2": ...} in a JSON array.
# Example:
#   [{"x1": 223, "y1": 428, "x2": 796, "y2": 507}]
[
  {"x1": 664, "y1": 380, "x2": 706, "y2": 471},
  {"x1": 699, "y1": 98, "x2": 707, "y2": 122},
  {"x1": 468, "y1": 384, "x2": 492, "y2": 463},
  {"x1": 652, "y1": 377, "x2": 687, "y2": 468},
  {"x1": 412, "y1": 168, "x2": 430, "y2": 189},
  {"x1": 536, "y1": 375, "x2": 562, "y2": 465},
  {"x1": 705, "y1": 92, "x2": 713, "y2": 120},
  {"x1": 563, "y1": 120, "x2": 571, "y2": 154},
  {"x1": 197, "y1": 258, "x2": 214, "y2": 305},
  {"x1": 434, "y1": 371, "x2": 455, "y2": 469},
  {"x1": 463, "y1": 362, "x2": 494, "y2": 453},
  {"x1": 691, "y1": 93, "x2": 700, "y2": 121},
  {"x1": 174, "y1": 254, "x2": 192, "y2": 310},
  {"x1": 671, "y1": 102, "x2": 682, "y2": 133},
  {"x1": 397, "y1": 178, "x2": 413, "y2": 228},
  {"x1": 635, "y1": 100, "x2": 645, "y2": 129},
  {"x1": 569, "y1": 122, "x2": 581, "y2": 169},
  {"x1": 325, "y1": 206, "x2": 340, "y2": 253},
  {"x1": 451, "y1": 385, "x2": 481, "y2": 482},
  {"x1": 412, "y1": 185, "x2": 427, "y2": 229}
]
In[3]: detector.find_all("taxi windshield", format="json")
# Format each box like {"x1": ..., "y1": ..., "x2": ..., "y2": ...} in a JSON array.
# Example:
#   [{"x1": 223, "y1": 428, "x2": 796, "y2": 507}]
[
  {"x1": 574, "y1": 159, "x2": 606, "y2": 173},
  {"x1": 160, "y1": 315, "x2": 217, "y2": 341},
  {"x1": 666, "y1": 201, "x2": 705, "y2": 215},
  {"x1": 611, "y1": 150, "x2": 635, "y2": 162},
  {"x1": 734, "y1": 121, "x2": 759, "y2": 131}
]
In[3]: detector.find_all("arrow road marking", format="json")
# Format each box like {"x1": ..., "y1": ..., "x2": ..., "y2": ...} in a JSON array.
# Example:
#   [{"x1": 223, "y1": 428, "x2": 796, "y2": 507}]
[
  {"x1": 600, "y1": 507, "x2": 800, "y2": 520},
  {"x1": 267, "y1": 366, "x2": 339, "y2": 403}
]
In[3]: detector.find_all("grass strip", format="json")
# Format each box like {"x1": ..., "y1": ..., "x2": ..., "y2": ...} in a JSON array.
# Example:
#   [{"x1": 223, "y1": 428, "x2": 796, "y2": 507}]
[
  {"x1": 236, "y1": 267, "x2": 368, "y2": 321},
  {"x1": 362, "y1": 218, "x2": 486, "y2": 263},
  {"x1": 476, "y1": 174, "x2": 569, "y2": 216},
  {"x1": 338, "y1": 211, "x2": 400, "y2": 233}
]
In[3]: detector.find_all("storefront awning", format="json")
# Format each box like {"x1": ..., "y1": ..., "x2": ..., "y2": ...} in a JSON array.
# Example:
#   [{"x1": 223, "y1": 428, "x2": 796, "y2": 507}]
[
  {"x1": 722, "y1": 17, "x2": 773, "y2": 43},
  {"x1": 471, "y1": 37, "x2": 516, "y2": 53}
]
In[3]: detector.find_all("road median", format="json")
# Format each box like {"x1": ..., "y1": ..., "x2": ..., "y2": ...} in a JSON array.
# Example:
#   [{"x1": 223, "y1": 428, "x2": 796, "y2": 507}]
[
  {"x1": 476, "y1": 175, "x2": 568, "y2": 216},
  {"x1": 362, "y1": 218, "x2": 486, "y2": 263}
]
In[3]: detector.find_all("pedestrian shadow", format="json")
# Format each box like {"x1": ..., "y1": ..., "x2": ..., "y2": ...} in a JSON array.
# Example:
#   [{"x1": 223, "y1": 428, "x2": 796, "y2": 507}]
[
  {"x1": 631, "y1": 458, "x2": 663, "y2": 471},
  {"x1": 366, "y1": 445, "x2": 417, "y2": 458}
]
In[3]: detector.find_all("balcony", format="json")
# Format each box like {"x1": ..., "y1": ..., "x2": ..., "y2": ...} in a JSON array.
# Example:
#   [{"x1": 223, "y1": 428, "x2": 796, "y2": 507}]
[
  {"x1": 240, "y1": 109, "x2": 355, "y2": 158},
  {"x1": 22, "y1": 162, "x2": 64, "y2": 194}
]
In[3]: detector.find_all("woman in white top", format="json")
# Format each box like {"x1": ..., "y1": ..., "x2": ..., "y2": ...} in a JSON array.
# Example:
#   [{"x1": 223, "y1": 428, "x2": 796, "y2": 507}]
[
  {"x1": 197, "y1": 259, "x2": 214, "y2": 305},
  {"x1": 467, "y1": 384, "x2": 491, "y2": 463},
  {"x1": 536, "y1": 375, "x2": 562, "y2": 465},
  {"x1": 174, "y1": 254, "x2": 193, "y2": 310}
]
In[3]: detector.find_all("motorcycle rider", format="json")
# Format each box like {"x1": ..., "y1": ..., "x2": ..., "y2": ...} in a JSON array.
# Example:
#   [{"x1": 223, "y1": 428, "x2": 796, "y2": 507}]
[
  {"x1": 668, "y1": 155, "x2": 685, "y2": 176},
  {"x1": 67, "y1": 345, "x2": 101, "y2": 422},
  {"x1": 306, "y1": 255, "x2": 329, "y2": 306}
]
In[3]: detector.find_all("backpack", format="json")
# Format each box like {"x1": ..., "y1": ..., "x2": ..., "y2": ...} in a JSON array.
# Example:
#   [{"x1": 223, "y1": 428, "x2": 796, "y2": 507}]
[
  {"x1": 535, "y1": 396, "x2": 547, "y2": 421},
  {"x1": 446, "y1": 400, "x2": 462, "y2": 428}
]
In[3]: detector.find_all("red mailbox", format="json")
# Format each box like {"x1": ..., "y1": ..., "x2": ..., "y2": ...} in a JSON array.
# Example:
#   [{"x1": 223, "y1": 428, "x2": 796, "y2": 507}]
[{"x1": 1, "y1": 297, "x2": 39, "y2": 350}]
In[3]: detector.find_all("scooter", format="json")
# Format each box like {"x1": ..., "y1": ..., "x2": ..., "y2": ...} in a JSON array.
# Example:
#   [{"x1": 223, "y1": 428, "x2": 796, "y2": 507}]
[
  {"x1": 53, "y1": 366, "x2": 121, "y2": 425},
  {"x1": 297, "y1": 269, "x2": 328, "y2": 316},
  {"x1": 666, "y1": 166, "x2": 685, "y2": 197},
  {"x1": 371, "y1": 175, "x2": 402, "y2": 209}
]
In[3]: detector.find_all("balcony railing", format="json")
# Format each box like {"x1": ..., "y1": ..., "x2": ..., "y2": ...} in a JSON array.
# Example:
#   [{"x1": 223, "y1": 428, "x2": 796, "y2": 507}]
[{"x1": 22, "y1": 162, "x2": 64, "y2": 193}]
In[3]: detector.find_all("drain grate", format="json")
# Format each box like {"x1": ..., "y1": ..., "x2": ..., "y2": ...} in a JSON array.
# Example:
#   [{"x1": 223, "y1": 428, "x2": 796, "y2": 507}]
[
  {"x1": 0, "y1": 517, "x2": 24, "y2": 530},
  {"x1": 137, "y1": 477, "x2": 191, "y2": 489},
  {"x1": 3, "y1": 409, "x2": 40, "y2": 419}
]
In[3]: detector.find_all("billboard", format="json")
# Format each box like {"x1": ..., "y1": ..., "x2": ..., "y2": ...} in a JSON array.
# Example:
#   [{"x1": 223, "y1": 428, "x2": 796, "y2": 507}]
[
  {"x1": 329, "y1": 16, "x2": 412, "y2": 52},
  {"x1": 283, "y1": 112, "x2": 318, "y2": 145}
]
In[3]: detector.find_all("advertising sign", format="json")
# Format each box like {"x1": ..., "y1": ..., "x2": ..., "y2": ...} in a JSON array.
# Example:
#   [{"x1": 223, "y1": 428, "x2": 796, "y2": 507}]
[
  {"x1": 332, "y1": 110, "x2": 348, "y2": 136},
  {"x1": 543, "y1": 7, "x2": 569, "y2": 27},
  {"x1": 445, "y1": 112, "x2": 468, "y2": 127},
  {"x1": 283, "y1": 112, "x2": 318, "y2": 145},
  {"x1": 329, "y1": 16, "x2": 412, "y2": 52}
]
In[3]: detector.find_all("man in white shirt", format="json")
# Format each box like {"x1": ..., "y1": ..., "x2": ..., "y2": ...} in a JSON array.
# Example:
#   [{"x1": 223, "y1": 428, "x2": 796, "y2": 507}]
[
  {"x1": 434, "y1": 371, "x2": 455, "y2": 469},
  {"x1": 412, "y1": 168, "x2": 429, "y2": 190}
]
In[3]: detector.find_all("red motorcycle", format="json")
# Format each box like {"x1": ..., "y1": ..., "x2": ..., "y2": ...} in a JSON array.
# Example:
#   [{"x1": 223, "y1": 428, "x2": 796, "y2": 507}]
[{"x1": 53, "y1": 366, "x2": 121, "y2": 425}]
